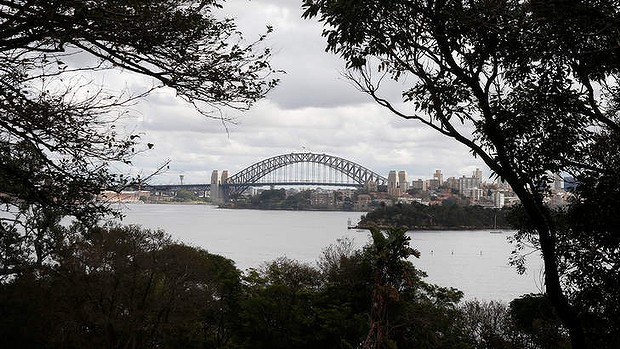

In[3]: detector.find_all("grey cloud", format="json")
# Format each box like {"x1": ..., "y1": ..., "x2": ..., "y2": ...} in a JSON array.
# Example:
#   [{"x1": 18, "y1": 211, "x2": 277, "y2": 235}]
[{"x1": 125, "y1": 1, "x2": 489, "y2": 185}]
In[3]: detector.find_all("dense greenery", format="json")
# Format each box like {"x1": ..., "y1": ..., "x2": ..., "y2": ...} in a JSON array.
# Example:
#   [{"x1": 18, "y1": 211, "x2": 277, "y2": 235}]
[
  {"x1": 303, "y1": 1, "x2": 620, "y2": 346},
  {"x1": 0, "y1": 225, "x2": 570, "y2": 349},
  {"x1": 359, "y1": 202, "x2": 509, "y2": 230}
]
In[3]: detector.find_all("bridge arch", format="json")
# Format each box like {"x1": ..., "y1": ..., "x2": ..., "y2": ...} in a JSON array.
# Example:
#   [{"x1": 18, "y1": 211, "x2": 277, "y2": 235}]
[{"x1": 225, "y1": 152, "x2": 387, "y2": 197}]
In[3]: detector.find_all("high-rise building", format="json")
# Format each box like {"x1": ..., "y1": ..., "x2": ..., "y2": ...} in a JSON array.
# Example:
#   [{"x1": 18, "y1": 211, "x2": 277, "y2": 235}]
[
  {"x1": 433, "y1": 169, "x2": 444, "y2": 186},
  {"x1": 388, "y1": 170, "x2": 399, "y2": 196},
  {"x1": 473, "y1": 168, "x2": 483, "y2": 182},
  {"x1": 398, "y1": 170, "x2": 409, "y2": 193}
]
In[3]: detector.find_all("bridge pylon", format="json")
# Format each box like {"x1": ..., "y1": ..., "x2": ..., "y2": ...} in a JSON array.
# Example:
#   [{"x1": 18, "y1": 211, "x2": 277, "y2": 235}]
[{"x1": 210, "y1": 170, "x2": 221, "y2": 203}]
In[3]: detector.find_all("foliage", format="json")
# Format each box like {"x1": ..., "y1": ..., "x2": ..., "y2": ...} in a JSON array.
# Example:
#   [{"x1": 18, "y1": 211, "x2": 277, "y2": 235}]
[
  {"x1": 361, "y1": 202, "x2": 510, "y2": 230},
  {"x1": 509, "y1": 294, "x2": 570, "y2": 349},
  {"x1": 554, "y1": 132, "x2": 620, "y2": 347},
  {"x1": 1, "y1": 223, "x2": 583, "y2": 348},
  {"x1": 236, "y1": 258, "x2": 323, "y2": 349},
  {"x1": 0, "y1": 0, "x2": 278, "y2": 277},
  {"x1": 253, "y1": 188, "x2": 289, "y2": 209},
  {"x1": 235, "y1": 227, "x2": 470, "y2": 349},
  {"x1": 302, "y1": 1, "x2": 620, "y2": 346},
  {"x1": 0, "y1": 225, "x2": 242, "y2": 349},
  {"x1": 458, "y1": 299, "x2": 516, "y2": 349},
  {"x1": 458, "y1": 297, "x2": 570, "y2": 349}
]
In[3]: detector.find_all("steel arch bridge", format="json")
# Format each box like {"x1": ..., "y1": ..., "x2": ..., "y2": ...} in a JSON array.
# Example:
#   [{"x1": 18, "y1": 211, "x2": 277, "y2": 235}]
[{"x1": 225, "y1": 152, "x2": 387, "y2": 198}]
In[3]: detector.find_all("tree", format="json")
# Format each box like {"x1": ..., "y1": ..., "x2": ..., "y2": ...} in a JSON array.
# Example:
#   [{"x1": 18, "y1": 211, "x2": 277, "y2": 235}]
[
  {"x1": 0, "y1": 0, "x2": 278, "y2": 277},
  {"x1": 302, "y1": 1, "x2": 619, "y2": 347},
  {"x1": 237, "y1": 257, "x2": 323, "y2": 349},
  {"x1": 236, "y1": 231, "x2": 468, "y2": 349},
  {"x1": 360, "y1": 227, "x2": 467, "y2": 349},
  {"x1": 509, "y1": 294, "x2": 570, "y2": 349},
  {"x1": 0, "y1": 225, "x2": 242, "y2": 349}
]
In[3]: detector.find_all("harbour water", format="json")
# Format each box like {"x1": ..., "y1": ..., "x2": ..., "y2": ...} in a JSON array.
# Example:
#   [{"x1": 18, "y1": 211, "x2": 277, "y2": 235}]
[{"x1": 116, "y1": 203, "x2": 543, "y2": 302}]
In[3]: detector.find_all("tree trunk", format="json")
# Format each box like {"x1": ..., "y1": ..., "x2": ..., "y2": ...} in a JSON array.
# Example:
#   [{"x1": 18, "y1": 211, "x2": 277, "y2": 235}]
[{"x1": 510, "y1": 183, "x2": 587, "y2": 348}]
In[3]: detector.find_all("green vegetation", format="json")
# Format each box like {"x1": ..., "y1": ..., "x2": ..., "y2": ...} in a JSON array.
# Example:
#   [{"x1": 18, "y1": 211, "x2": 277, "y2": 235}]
[
  {"x1": 0, "y1": 225, "x2": 571, "y2": 349},
  {"x1": 359, "y1": 203, "x2": 510, "y2": 230},
  {"x1": 303, "y1": 1, "x2": 620, "y2": 345}
]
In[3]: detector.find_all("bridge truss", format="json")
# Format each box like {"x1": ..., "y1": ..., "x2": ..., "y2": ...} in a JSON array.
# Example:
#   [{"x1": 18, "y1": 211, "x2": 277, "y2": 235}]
[{"x1": 225, "y1": 152, "x2": 387, "y2": 197}]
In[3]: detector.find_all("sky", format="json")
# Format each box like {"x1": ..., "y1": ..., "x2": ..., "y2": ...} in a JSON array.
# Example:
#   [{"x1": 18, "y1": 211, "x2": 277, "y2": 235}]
[{"x1": 120, "y1": 1, "x2": 489, "y2": 185}]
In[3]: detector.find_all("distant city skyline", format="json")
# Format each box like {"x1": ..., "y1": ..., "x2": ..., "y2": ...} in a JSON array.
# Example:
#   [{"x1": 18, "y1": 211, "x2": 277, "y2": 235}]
[{"x1": 149, "y1": 151, "x2": 490, "y2": 187}]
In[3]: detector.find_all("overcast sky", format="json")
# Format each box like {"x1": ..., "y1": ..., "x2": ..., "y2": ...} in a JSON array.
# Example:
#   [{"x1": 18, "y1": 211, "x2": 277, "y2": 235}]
[{"x1": 122, "y1": 1, "x2": 489, "y2": 185}]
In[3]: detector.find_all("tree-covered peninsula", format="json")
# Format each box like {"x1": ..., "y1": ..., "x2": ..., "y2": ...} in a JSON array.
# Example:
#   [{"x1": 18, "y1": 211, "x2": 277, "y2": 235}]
[{"x1": 358, "y1": 202, "x2": 510, "y2": 230}]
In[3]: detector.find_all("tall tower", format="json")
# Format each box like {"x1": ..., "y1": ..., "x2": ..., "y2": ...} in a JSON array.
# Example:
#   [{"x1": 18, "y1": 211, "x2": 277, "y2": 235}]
[
  {"x1": 210, "y1": 170, "x2": 219, "y2": 202},
  {"x1": 220, "y1": 170, "x2": 229, "y2": 201}
]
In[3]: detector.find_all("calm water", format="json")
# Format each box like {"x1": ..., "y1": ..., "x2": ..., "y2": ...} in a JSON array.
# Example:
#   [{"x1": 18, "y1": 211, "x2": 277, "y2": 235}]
[{"x1": 116, "y1": 203, "x2": 543, "y2": 301}]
